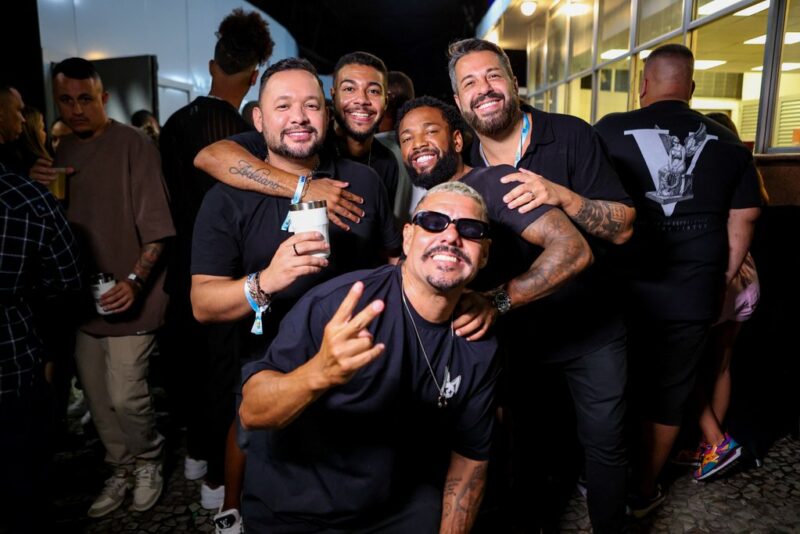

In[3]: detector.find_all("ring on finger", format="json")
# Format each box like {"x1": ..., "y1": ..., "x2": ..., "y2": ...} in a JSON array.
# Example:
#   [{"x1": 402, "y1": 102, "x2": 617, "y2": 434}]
[{"x1": 293, "y1": 243, "x2": 299, "y2": 255}]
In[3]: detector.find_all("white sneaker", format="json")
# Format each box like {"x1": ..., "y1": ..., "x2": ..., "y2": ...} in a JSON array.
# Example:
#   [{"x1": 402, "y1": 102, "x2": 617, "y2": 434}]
[
  {"x1": 184, "y1": 456, "x2": 208, "y2": 480},
  {"x1": 87, "y1": 468, "x2": 133, "y2": 518},
  {"x1": 201, "y1": 482, "x2": 225, "y2": 510},
  {"x1": 129, "y1": 461, "x2": 163, "y2": 512},
  {"x1": 213, "y1": 507, "x2": 243, "y2": 534}
]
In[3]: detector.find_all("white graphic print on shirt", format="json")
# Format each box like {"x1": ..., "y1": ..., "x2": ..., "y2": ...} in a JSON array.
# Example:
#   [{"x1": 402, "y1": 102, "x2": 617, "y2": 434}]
[{"x1": 624, "y1": 123, "x2": 717, "y2": 216}]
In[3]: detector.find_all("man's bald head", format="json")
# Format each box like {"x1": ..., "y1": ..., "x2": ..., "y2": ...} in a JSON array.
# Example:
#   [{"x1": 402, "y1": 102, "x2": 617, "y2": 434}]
[{"x1": 640, "y1": 44, "x2": 695, "y2": 107}]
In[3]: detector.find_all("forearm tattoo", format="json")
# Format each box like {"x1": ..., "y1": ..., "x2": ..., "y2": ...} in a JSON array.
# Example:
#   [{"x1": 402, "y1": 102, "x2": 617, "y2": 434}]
[
  {"x1": 229, "y1": 159, "x2": 287, "y2": 193},
  {"x1": 572, "y1": 199, "x2": 627, "y2": 241},
  {"x1": 511, "y1": 210, "x2": 591, "y2": 306},
  {"x1": 133, "y1": 242, "x2": 164, "y2": 281},
  {"x1": 441, "y1": 463, "x2": 488, "y2": 533}
]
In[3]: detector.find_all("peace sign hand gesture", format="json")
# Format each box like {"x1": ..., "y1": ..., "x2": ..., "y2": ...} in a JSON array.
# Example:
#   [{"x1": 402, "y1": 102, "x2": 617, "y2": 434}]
[{"x1": 313, "y1": 281, "x2": 386, "y2": 388}]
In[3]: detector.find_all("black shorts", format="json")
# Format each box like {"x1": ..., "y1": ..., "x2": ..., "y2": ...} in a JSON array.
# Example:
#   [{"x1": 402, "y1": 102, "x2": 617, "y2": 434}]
[{"x1": 627, "y1": 318, "x2": 710, "y2": 426}]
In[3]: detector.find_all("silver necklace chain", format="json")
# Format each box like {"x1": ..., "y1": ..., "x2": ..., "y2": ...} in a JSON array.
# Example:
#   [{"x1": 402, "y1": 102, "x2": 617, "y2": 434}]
[{"x1": 401, "y1": 286, "x2": 453, "y2": 408}]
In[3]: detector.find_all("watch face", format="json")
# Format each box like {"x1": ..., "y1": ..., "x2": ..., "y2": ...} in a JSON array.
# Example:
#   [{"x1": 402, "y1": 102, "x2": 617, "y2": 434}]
[{"x1": 493, "y1": 290, "x2": 511, "y2": 314}]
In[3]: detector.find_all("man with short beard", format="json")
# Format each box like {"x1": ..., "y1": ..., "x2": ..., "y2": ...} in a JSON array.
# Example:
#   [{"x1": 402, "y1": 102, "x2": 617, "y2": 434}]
[
  {"x1": 194, "y1": 51, "x2": 400, "y2": 230},
  {"x1": 396, "y1": 96, "x2": 592, "y2": 343},
  {"x1": 447, "y1": 39, "x2": 636, "y2": 534},
  {"x1": 190, "y1": 57, "x2": 401, "y2": 531}
]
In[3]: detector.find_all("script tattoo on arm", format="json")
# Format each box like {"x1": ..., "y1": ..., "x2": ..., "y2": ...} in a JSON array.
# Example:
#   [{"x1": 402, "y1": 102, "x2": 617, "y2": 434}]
[
  {"x1": 507, "y1": 209, "x2": 593, "y2": 308},
  {"x1": 571, "y1": 198, "x2": 633, "y2": 244},
  {"x1": 440, "y1": 459, "x2": 488, "y2": 534},
  {"x1": 228, "y1": 159, "x2": 285, "y2": 193}
]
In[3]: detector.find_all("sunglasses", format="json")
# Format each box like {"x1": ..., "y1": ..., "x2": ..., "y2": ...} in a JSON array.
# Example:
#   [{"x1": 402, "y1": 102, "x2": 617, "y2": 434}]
[{"x1": 412, "y1": 210, "x2": 490, "y2": 240}]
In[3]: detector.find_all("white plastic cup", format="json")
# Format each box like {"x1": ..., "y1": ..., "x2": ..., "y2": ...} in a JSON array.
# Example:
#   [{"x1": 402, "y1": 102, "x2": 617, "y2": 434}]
[
  {"x1": 288, "y1": 200, "x2": 330, "y2": 258},
  {"x1": 91, "y1": 273, "x2": 117, "y2": 315}
]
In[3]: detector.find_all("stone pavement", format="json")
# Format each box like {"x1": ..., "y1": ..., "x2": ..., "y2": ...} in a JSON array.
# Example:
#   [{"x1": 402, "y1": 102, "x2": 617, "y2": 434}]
[{"x1": 50, "y1": 401, "x2": 800, "y2": 533}]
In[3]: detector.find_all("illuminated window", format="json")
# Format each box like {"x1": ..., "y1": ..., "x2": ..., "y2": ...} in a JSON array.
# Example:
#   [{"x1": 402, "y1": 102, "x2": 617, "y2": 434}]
[
  {"x1": 596, "y1": 58, "x2": 631, "y2": 120},
  {"x1": 568, "y1": 75, "x2": 593, "y2": 122},
  {"x1": 638, "y1": 0, "x2": 683, "y2": 45},
  {"x1": 773, "y1": 0, "x2": 800, "y2": 147},
  {"x1": 599, "y1": 0, "x2": 631, "y2": 61},
  {"x1": 696, "y1": 0, "x2": 769, "y2": 21},
  {"x1": 691, "y1": 8, "x2": 768, "y2": 144}
]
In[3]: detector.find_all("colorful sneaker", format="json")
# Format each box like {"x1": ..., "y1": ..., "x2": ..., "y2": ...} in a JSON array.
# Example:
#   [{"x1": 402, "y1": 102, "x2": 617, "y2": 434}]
[
  {"x1": 694, "y1": 433, "x2": 742, "y2": 481},
  {"x1": 672, "y1": 441, "x2": 708, "y2": 467},
  {"x1": 627, "y1": 484, "x2": 666, "y2": 519}
]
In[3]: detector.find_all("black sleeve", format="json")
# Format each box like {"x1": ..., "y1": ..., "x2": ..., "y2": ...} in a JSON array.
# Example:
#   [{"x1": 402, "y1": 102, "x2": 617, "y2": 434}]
[
  {"x1": 466, "y1": 165, "x2": 554, "y2": 235},
  {"x1": 190, "y1": 187, "x2": 242, "y2": 277},
  {"x1": 570, "y1": 123, "x2": 633, "y2": 206},
  {"x1": 731, "y1": 157, "x2": 764, "y2": 210},
  {"x1": 228, "y1": 130, "x2": 268, "y2": 160}
]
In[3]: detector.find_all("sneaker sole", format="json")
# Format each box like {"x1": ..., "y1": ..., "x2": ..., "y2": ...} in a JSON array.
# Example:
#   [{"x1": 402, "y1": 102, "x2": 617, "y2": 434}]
[
  {"x1": 695, "y1": 447, "x2": 743, "y2": 481},
  {"x1": 87, "y1": 481, "x2": 133, "y2": 518}
]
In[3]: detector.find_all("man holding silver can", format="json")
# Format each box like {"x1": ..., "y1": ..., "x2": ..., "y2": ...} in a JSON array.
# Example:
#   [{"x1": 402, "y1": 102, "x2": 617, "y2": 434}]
[
  {"x1": 190, "y1": 57, "x2": 401, "y2": 531},
  {"x1": 52, "y1": 58, "x2": 175, "y2": 518}
]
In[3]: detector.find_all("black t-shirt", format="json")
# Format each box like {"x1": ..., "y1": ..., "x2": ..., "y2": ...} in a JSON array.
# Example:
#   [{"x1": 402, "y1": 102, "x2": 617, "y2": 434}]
[
  {"x1": 326, "y1": 129, "x2": 399, "y2": 208},
  {"x1": 240, "y1": 265, "x2": 499, "y2": 528},
  {"x1": 160, "y1": 96, "x2": 253, "y2": 296},
  {"x1": 191, "y1": 141, "x2": 401, "y2": 359},
  {"x1": 469, "y1": 105, "x2": 633, "y2": 359},
  {"x1": 595, "y1": 100, "x2": 763, "y2": 320}
]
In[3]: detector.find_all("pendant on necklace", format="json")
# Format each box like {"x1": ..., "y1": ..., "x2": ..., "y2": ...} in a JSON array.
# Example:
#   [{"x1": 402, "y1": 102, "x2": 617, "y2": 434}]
[{"x1": 437, "y1": 395, "x2": 447, "y2": 409}]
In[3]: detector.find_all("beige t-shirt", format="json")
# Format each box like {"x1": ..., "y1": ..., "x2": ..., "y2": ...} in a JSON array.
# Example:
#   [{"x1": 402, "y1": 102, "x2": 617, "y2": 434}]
[{"x1": 57, "y1": 120, "x2": 175, "y2": 336}]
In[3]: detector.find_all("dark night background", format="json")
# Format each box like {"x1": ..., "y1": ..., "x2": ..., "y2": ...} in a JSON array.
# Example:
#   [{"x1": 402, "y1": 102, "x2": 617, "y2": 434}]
[{"x1": 249, "y1": 0, "x2": 493, "y2": 100}]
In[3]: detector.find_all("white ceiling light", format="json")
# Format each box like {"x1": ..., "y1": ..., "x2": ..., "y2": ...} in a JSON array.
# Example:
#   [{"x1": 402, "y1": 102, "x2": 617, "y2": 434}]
[
  {"x1": 698, "y1": 0, "x2": 741, "y2": 16},
  {"x1": 744, "y1": 32, "x2": 800, "y2": 45},
  {"x1": 600, "y1": 49, "x2": 628, "y2": 60},
  {"x1": 734, "y1": 1, "x2": 770, "y2": 16},
  {"x1": 521, "y1": 1, "x2": 538, "y2": 16},
  {"x1": 752, "y1": 63, "x2": 800, "y2": 71},
  {"x1": 559, "y1": 1, "x2": 592, "y2": 16},
  {"x1": 694, "y1": 60, "x2": 727, "y2": 70},
  {"x1": 485, "y1": 27, "x2": 500, "y2": 45}
]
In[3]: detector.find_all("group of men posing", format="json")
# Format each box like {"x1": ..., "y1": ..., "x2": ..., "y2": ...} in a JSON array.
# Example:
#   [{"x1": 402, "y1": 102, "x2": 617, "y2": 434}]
[
  {"x1": 180, "y1": 37, "x2": 761, "y2": 533},
  {"x1": 0, "y1": 12, "x2": 761, "y2": 534}
]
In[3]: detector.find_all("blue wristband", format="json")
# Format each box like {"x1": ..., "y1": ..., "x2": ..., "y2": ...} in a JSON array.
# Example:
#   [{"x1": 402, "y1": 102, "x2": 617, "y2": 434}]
[{"x1": 281, "y1": 175, "x2": 307, "y2": 231}]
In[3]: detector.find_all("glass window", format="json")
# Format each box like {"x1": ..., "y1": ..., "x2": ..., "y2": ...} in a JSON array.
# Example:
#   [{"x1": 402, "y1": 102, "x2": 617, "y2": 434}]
[
  {"x1": 549, "y1": 83, "x2": 568, "y2": 113},
  {"x1": 568, "y1": 75, "x2": 593, "y2": 122},
  {"x1": 569, "y1": 3, "x2": 595, "y2": 74},
  {"x1": 596, "y1": 58, "x2": 631, "y2": 120},
  {"x1": 528, "y1": 11, "x2": 547, "y2": 90},
  {"x1": 599, "y1": 0, "x2": 631, "y2": 62},
  {"x1": 690, "y1": 7, "x2": 769, "y2": 145},
  {"x1": 547, "y1": 6, "x2": 567, "y2": 83},
  {"x1": 637, "y1": 0, "x2": 683, "y2": 45},
  {"x1": 773, "y1": 0, "x2": 800, "y2": 148}
]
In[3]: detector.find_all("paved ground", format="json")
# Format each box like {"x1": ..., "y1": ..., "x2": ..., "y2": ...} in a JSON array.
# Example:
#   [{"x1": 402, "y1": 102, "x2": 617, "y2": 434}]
[{"x1": 50, "y1": 392, "x2": 800, "y2": 533}]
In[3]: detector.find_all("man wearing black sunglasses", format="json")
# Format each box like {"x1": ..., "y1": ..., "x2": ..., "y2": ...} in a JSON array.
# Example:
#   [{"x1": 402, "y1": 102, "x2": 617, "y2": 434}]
[
  {"x1": 398, "y1": 93, "x2": 629, "y2": 533},
  {"x1": 239, "y1": 181, "x2": 499, "y2": 533}
]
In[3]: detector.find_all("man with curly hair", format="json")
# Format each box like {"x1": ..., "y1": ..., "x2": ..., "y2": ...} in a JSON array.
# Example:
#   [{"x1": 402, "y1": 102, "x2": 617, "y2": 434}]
[{"x1": 157, "y1": 9, "x2": 273, "y2": 531}]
